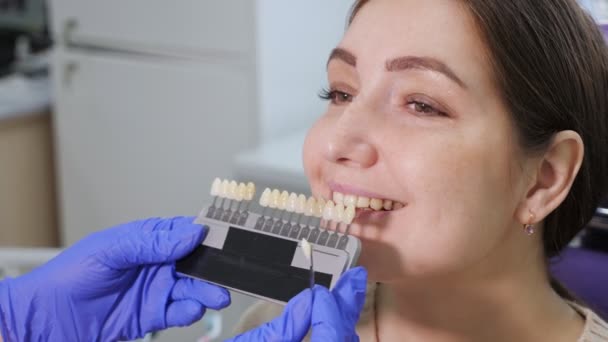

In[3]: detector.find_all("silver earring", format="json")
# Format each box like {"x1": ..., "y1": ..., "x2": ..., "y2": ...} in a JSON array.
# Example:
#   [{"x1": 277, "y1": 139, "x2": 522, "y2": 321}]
[
  {"x1": 523, "y1": 223, "x2": 535, "y2": 235},
  {"x1": 523, "y1": 212, "x2": 535, "y2": 235}
]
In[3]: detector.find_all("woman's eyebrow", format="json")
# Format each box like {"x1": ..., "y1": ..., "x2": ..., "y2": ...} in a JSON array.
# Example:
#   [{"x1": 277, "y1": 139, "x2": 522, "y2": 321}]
[
  {"x1": 326, "y1": 48, "x2": 467, "y2": 89},
  {"x1": 386, "y1": 56, "x2": 467, "y2": 89},
  {"x1": 327, "y1": 48, "x2": 357, "y2": 68}
]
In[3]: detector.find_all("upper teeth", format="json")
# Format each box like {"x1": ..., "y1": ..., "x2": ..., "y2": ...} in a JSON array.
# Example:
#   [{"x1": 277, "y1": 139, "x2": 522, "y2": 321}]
[
  {"x1": 255, "y1": 188, "x2": 403, "y2": 225},
  {"x1": 332, "y1": 191, "x2": 402, "y2": 211}
]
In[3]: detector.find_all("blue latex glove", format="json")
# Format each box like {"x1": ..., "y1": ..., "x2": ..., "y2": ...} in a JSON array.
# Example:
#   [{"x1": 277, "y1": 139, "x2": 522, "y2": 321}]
[
  {"x1": 229, "y1": 266, "x2": 368, "y2": 342},
  {"x1": 0, "y1": 216, "x2": 231, "y2": 341}
]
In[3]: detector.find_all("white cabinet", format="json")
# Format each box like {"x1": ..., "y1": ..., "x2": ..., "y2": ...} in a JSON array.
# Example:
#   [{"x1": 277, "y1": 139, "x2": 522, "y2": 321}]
[
  {"x1": 52, "y1": 48, "x2": 258, "y2": 244},
  {"x1": 52, "y1": 48, "x2": 259, "y2": 341},
  {"x1": 49, "y1": 0, "x2": 256, "y2": 56}
]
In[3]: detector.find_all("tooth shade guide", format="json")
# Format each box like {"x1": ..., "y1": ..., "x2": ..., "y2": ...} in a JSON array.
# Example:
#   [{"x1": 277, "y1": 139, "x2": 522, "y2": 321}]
[
  {"x1": 334, "y1": 204, "x2": 345, "y2": 222},
  {"x1": 211, "y1": 178, "x2": 222, "y2": 196},
  {"x1": 269, "y1": 189, "x2": 280, "y2": 209},
  {"x1": 278, "y1": 191, "x2": 289, "y2": 210},
  {"x1": 228, "y1": 181, "x2": 238, "y2": 199},
  {"x1": 220, "y1": 179, "x2": 230, "y2": 197},
  {"x1": 246, "y1": 182, "x2": 256, "y2": 201},
  {"x1": 305, "y1": 197, "x2": 316, "y2": 217},
  {"x1": 206, "y1": 179, "x2": 357, "y2": 252},
  {"x1": 315, "y1": 198, "x2": 326, "y2": 218},
  {"x1": 322, "y1": 200, "x2": 335, "y2": 221},
  {"x1": 333, "y1": 192, "x2": 344, "y2": 205},
  {"x1": 286, "y1": 193, "x2": 298, "y2": 211},
  {"x1": 296, "y1": 194, "x2": 307, "y2": 214},
  {"x1": 259, "y1": 188, "x2": 271, "y2": 207},
  {"x1": 344, "y1": 205, "x2": 356, "y2": 224},
  {"x1": 235, "y1": 183, "x2": 246, "y2": 201}
]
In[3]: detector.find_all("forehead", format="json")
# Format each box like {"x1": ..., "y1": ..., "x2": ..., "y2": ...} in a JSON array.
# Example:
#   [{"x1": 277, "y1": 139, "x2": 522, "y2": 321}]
[{"x1": 342, "y1": 0, "x2": 495, "y2": 95}]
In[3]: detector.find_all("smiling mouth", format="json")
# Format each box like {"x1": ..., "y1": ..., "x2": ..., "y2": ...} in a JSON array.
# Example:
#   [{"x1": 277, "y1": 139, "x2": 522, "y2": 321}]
[
  {"x1": 312, "y1": 190, "x2": 404, "y2": 225},
  {"x1": 330, "y1": 190, "x2": 405, "y2": 212}
]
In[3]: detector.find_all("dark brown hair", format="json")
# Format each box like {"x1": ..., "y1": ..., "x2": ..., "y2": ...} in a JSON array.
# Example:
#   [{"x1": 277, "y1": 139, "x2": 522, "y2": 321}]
[{"x1": 349, "y1": 0, "x2": 608, "y2": 297}]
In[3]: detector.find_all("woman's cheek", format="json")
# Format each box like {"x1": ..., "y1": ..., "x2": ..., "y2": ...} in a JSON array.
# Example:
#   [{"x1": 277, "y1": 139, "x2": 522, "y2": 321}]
[{"x1": 303, "y1": 115, "x2": 333, "y2": 183}]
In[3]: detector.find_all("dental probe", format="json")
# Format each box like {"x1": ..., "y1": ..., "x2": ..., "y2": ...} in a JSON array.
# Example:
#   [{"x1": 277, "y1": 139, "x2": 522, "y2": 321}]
[{"x1": 301, "y1": 238, "x2": 314, "y2": 290}]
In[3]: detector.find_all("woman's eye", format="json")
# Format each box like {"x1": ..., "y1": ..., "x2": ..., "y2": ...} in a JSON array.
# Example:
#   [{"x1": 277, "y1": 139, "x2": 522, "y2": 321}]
[
  {"x1": 407, "y1": 100, "x2": 447, "y2": 117},
  {"x1": 318, "y1": 88, "x2": 353, "y2": 105}
]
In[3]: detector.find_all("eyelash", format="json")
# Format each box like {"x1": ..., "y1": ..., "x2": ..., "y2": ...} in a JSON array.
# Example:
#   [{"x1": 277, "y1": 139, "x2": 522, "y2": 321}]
[
  {"x1": 319, "y1": 87, "x2": 448, "y2": 117},
  {"x1": 318, "y1": 87, "x2": 354, "y2": 104},
  {"x1": 405, "y1": 98, "x2": 448, "y2": 117}
]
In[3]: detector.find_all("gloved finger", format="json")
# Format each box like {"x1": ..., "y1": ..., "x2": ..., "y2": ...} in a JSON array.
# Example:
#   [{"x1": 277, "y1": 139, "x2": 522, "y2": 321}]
[
  {"x1": 145, "y1": 216, "x2": 199, "y2": 232},
  {"x1": 103, "y1": 224, "x2": 206, "y2": 269},
  {"x1": 106, "y1": 216, "x2": 199, "y2": 236},
  {"x1": 310, "y1": 285, "x2": 344, "y2": 341},
  {"x1": 165, "y1": 299, "x2": 206, "y2": 327},
  {"x1": 331, "y1": 266, "x2": 368, "y2": 330},
  {"x1": 171, "y1": 277, "x2": 230, "y2": 310},
  {"x1": 227, "y1": 288, "x2": 313, "y2": 342}
]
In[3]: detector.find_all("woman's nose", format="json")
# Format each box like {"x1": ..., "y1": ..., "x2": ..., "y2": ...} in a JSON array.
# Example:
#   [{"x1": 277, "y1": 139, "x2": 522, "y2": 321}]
[{"x1": 323, "y1": 111, "x2": 378, "y2": 169}]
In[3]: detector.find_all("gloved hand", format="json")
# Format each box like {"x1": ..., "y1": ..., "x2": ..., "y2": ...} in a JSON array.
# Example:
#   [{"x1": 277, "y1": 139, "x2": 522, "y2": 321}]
[
  {"x1": 228, "y1": 266, "x2": 367, "y2": 342},
  {"x1": 0, "y1": 216, "x2": 231, "y2": 342}
]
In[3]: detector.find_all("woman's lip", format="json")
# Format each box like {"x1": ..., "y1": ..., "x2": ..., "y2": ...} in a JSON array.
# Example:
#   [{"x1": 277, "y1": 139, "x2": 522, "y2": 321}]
[{"x1": 327, "y1": 180, "x2": 394, "y2": 201}]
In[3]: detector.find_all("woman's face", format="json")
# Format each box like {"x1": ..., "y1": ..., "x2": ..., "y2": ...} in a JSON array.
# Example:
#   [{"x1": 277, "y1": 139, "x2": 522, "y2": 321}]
[{"x1": 303, "y1": 0, "x2": 531, "y2": 282}]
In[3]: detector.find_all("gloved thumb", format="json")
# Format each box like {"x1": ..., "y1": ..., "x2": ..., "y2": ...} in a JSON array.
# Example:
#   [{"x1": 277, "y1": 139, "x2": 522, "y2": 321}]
[
  {"x1": 331, "y1": 266, "x2": 368, "y2": 330},
  {"x1": 228, "y1": 288, "x2": 312, "y2": 342},
  {"x1": 104, "y1": 223, "x2": 206, "y2": 269},
  {"x1": 310, "y1": 267, "x2": 367, "y2": 342}
]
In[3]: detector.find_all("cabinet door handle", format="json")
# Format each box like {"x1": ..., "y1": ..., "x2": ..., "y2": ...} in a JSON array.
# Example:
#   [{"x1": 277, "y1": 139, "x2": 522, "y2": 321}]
[
  {"x1": 63, "y1": 61, "x2": 79, "y2": 88},
  {"x1": 63, "y1": 18, "x2": 78, "y2": 45}
]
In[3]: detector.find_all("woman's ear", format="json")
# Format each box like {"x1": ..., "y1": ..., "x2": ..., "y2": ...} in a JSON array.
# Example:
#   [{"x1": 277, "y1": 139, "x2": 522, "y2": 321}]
[{"x1": 515, "y1": 130, "x2": 584, "y2": 224}]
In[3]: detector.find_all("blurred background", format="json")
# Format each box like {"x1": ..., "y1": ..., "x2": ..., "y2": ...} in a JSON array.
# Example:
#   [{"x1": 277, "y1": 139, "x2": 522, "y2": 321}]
[
  {"x1": 0, "y1": 0, "x2": 352, "y2": 340},
  {"x1": 0, "y1": 0, "x2": 606, "y2": 341}
]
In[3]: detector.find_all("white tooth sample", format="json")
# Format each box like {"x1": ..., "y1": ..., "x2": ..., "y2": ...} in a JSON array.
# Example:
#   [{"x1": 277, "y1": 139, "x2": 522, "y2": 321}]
[
  {"x1": 296, "y1": 194, "x2": 307, "y2": 214},
  {"x1": 301, "y1": 238, "x2": 312, "y2": 261},
  {"x1": 269, "y1": 189, "x2": 280, "y2": 208},
  {"x1": 334, "y1": 204, "x2": 345, "y2": 222},
  {"x1": 210, "y1": 178, "x2": 221, "y2": 196},
  {"x1": 259, "y1": 188, "x2": 271, "y2": 207},
  {"x1": 236, "y1": 183, "x2": 246, "y2": 201},
  {"x1": 356, "y1": 196, "x2": 370, "y2": 208},
  {"x1": 305, "y1": 197, "x2": 317, "y2": 216},
  {"x1": 315, "y1": 198, "x2": 326, "y2": 218},
  {"x1": 383, "y1": 200, "x2": 393, "y2": 211},
  {"x1": 322, "y1": 200, "x2": 335, "y2": 220},
  {"x1": 343, "y1": 194, "x2": 357, "y2": 207},
  {"x1": 344, "y1": 205, "x2": 356, "y2": 224},
  {"x1": 278, "y1": 191, "x2": 289, "y2": 210},
  {"x1": 245, "y1": 182, "x2": 256, "y2": 201},
  {"x1": 370, "y1": 198, "x2": 383, "y2": 211},
  {"x1": 394, "y1": 202, "x2": 404, "y2": 210},
  {"x1": 287, "y1": 192, "x2": 298, "y2": 212},
  {"x1": 221, "y1": 179, "x2": 230, "y2": 198},
  {"x1": 229, "y1": 181, "x2": 238, "y2": 200},
  {"x1": 333, "y1": 192, "x2": 344, "y2": 205}
]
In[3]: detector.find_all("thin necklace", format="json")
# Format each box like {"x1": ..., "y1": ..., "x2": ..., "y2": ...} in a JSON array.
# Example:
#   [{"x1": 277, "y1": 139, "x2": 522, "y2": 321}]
[{"x1": 374, "y1": 282, "x2": 380, "y2": 342}]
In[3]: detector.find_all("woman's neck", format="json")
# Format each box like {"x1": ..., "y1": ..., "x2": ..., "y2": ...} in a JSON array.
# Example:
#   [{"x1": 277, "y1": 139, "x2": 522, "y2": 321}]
[{"x1": 373, "y1": 243, "x2": 584, "y2": 342}]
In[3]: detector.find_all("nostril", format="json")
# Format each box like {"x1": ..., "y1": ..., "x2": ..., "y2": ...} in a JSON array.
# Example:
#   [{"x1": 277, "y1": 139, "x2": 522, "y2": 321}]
[
  {"x1": 336, "y1": 158, "x2": 363, "y2": 168},
  {"x1": 326, "y1": 135, "x2": 378, "y2": 168}
]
